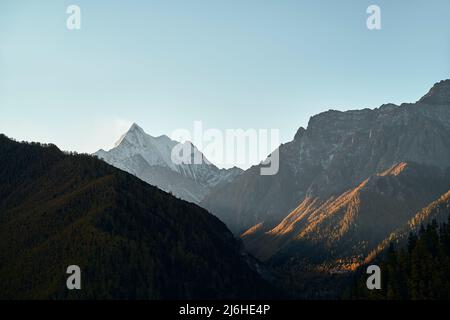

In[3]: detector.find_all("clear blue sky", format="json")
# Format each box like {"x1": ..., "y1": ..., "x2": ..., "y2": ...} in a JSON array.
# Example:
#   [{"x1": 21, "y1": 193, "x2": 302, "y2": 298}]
[{"x1": 1, "y1": 0, "x2": 449, "y2": 165}]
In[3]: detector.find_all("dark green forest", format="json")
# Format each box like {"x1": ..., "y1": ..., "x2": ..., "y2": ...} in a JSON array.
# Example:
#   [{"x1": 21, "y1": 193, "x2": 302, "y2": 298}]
[
  {"x1": 0, "y1": 134, "x2": 273, "y2": 299},
  {"x1": 349, "y1": 211, "x2": 450, "y2": 300}
]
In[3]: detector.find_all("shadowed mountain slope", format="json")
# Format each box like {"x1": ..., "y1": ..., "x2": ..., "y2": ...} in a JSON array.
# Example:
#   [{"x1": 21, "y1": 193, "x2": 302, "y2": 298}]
[
  {"x1": 365, "y1": 188, "x2": 450, "y2": 264},
  {"x1": 0, "y1": 134, "x2": 271, "y2": 299},
  {"x1": 202, "y1": 80, "x2": 450, "y2": 235}
]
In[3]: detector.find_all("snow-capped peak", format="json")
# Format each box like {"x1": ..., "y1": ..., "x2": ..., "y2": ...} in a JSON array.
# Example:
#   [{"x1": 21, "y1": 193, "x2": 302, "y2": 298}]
[
  {"x1": 93, "y1": 123, "x2": 243, "y2": 203},
  {"x1": 114, "y1": 123, "x2": 147, "y2": 148}
]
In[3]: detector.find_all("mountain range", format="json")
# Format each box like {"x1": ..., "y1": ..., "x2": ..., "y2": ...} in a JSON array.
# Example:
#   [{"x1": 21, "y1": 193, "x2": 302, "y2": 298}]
[
  {"x1": 94, "y1": 80, "x2": 450, "y2": 274},
  {"x1": 1, "y1": 79, "x2": 450, "y2": 299},
  {"x1": 201, "y1": 79, "x2": 450, "y2": 271}
]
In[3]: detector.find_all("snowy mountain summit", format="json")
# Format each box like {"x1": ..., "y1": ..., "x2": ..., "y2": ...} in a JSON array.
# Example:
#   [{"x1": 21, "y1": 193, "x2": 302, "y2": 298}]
[{"x1": 94, "y1": 123, "x2": 242, "y2": 203}]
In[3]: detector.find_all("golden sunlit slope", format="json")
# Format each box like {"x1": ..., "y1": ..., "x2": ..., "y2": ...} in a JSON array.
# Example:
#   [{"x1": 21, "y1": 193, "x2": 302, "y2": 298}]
[{"x1": 243, "y1": 162, "x2": 450, "y2": 269}]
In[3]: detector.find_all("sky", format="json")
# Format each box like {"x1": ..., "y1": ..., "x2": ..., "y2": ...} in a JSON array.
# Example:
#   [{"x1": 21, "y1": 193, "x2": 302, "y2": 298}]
[{"x1": 1, "y1": 0, "x2": 450, "y2": 168}]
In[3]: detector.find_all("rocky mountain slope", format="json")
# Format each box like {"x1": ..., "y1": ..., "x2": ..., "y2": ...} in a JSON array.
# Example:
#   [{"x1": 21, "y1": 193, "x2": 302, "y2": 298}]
[
  {"x1": 202, "y1": 80, "x2": 450, "y2": 235},
  {"x1": 201, "y1": 80, "x2": 450, "y2": 269}
]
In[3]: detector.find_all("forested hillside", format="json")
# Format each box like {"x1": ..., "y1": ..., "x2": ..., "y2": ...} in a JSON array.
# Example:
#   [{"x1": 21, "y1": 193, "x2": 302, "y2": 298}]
[{"x1": 0, "y1": 134, "x2": 272, "y2": 299}]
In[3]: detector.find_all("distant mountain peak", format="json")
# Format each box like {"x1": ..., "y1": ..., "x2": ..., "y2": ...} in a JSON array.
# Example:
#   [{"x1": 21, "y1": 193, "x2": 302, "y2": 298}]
[
  {"x1": 114, "y1": 123, "x2": 147, "y2": 147},
  {"x1": 94, "y1": 123, "x2": 243, "y2": 203},
  {"x1": 418, "y1": 79, "x2": 450, "y2": 105},
  {"x1": 129, "y1": 122, "x2": 144, "y2": 133}
]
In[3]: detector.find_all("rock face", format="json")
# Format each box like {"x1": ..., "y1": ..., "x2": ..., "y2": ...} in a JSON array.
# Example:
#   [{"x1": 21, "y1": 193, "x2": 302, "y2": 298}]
[
  {"x1": 94, "y1": 123, "x2": 242, "y2": 204},
  {"x1": 419, "y1": 79, "x2": 450, "y2": 106},
  {"x1": 201, "y1": 80, "x2": 450, "y2": 267}
]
